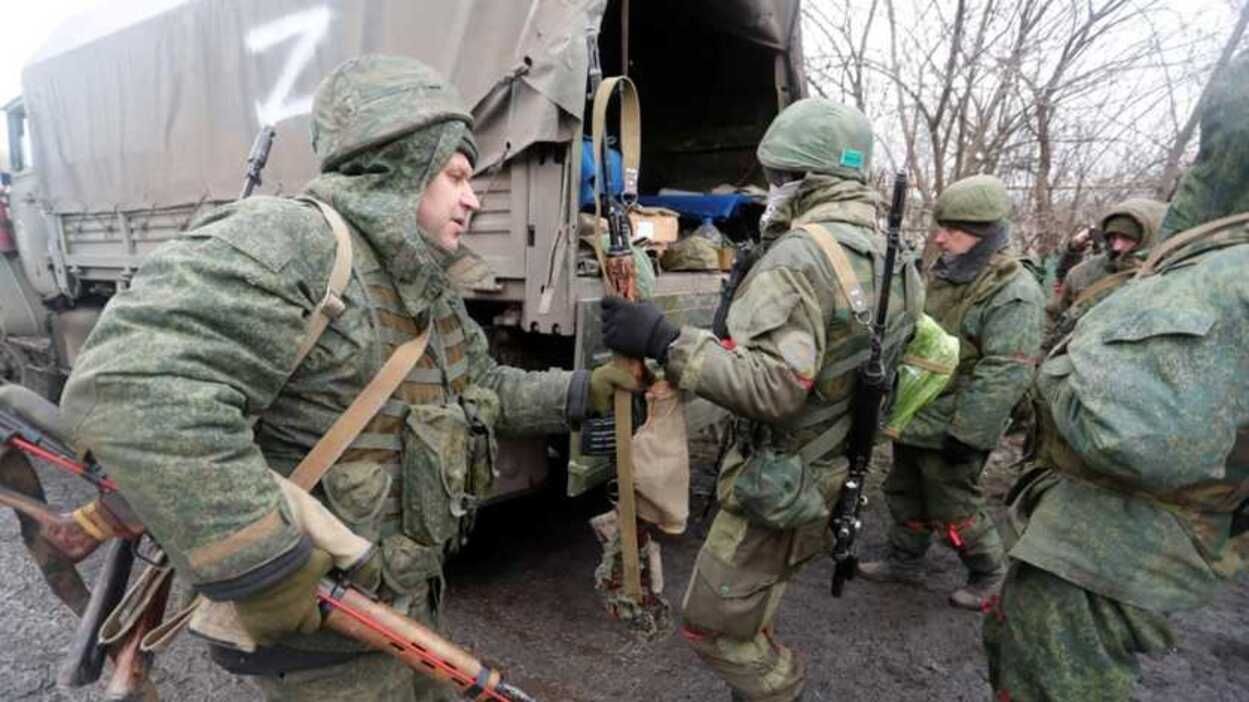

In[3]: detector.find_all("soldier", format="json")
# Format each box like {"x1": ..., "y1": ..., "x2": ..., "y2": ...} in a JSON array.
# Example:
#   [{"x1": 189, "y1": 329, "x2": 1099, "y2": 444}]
[
  {"x1": 984, "y1": 50, "x2": 1249, "y2": 701},
  {"x1": 1043, "y1": 198, "x2": 1167, "y2": 347},
  {"x1": 858, "y1": 175, "x2": 1044, "y2": 610},
  {"x1": 59, "y1": 55, "x2": 632, "y2": 701},
  {"x1": 600, "y1": 98, "x2": 923, "y2": 701}
]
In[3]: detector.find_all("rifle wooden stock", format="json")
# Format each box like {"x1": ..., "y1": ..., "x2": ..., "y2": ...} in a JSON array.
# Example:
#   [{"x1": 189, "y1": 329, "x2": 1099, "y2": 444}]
[
  {"x1": 317, "y1": 580, "x2": 536, "y2": 702},
  {"x1": 59, "y1": 538, "x2": 136, "y2": 687},
  {"x1": 0, "y1": 485, "x2": 104, "y2": 562}
]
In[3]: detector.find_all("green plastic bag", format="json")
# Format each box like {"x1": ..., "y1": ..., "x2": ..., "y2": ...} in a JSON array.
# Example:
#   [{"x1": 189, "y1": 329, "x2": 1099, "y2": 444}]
[{"x1": 884, "y1": 314, "x2": 959, "y2": 438}]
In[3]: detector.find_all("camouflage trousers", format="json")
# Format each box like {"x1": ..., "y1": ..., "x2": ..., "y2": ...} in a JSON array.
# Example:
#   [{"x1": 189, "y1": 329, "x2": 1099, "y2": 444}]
[
  {"x1": 884, "y1": 443, "x2": 1005, "y2": 578},
  {"x1": 680, "y1": 509, "x2": 827, "y2": 701},
  {"x1": 250, "y1": 580, "x2": 455, "y2": 701},
  {"x1": 983, "y1": 561, "x2": 1174, "y2": 701}
]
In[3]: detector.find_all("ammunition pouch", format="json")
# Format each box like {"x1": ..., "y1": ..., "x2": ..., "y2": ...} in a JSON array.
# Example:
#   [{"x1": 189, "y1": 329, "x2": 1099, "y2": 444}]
[
  {"x1": 720, "y1": 445, "x2": 828, "y2": 531},
  {"x1": 400, "y1": 386, "x2": 499, "y2": 552}
]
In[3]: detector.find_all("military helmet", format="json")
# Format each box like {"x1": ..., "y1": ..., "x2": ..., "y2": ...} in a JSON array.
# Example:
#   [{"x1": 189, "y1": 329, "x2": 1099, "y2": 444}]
[
  {"x1": 310, "y1": 54, "x2": 476, "y2": 172},
  {"x1": 756, "y1": 98, "x2": 874, "y2": 181},
  {"x1": 933, "y1": 174, "x2": 1011, "y2": 234}
]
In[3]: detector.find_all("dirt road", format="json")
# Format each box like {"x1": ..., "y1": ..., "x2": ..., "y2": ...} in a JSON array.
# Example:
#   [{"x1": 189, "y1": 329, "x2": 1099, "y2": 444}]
[{"x1": 2, "y1": 440, "x2": 1246, "y2": 701}]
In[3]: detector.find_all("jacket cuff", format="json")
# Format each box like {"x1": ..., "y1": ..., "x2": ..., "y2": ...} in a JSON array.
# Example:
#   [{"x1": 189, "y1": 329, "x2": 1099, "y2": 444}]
[
  {"x1": 564, "y1": 369, "x2": 591, "y2": 426},
  {"x1": 197, "y1": 534, "x2": 312, "y2": 602}
]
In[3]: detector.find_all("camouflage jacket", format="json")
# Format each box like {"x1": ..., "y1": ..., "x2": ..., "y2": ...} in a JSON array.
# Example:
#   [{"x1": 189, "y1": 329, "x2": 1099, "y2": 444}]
[
  {"x1": 898, "y1": 252, "x2": 1044, "y2": 450},
  {"x1": 665, "y1": 178, "x2": 922, "y2": 512},
  {"x1": 61, "y1": 189, "x2": 576, "y2": 603},
  {"x1": 1010, "y1": 217, "x2": 1249, "y2": 612}
]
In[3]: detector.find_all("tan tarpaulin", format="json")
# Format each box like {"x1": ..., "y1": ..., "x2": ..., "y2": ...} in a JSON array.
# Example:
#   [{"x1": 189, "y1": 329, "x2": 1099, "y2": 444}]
[{"x1": 22, "y1": 0, "x2": 801, "y2": 213}]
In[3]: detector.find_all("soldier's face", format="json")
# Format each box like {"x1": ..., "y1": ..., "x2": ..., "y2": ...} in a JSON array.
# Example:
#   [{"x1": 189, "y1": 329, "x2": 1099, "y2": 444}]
[
  {"x1": 417, "y1": 152, "x2": 480, "y2": 252},
  {"x1": 933, "y1": 226, "x2": 979, "y2": 255},
  {"x1": 1107, "y1": 233, "x2": 1138, "y2": 256}
]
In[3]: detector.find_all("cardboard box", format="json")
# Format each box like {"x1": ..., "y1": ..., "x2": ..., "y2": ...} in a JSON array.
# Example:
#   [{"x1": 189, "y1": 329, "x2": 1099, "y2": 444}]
[{"x1": 628, "y1": 206, "x2": 679, "y2": 244}]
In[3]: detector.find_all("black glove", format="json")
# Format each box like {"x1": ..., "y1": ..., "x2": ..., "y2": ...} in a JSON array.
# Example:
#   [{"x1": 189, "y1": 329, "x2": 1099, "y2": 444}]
[
  {"x1": 601, "y1": 296, "x2": 680, "y2": 363},
  {"x1": 941, "y1": 434, "x2": 985, "y2": 465}
]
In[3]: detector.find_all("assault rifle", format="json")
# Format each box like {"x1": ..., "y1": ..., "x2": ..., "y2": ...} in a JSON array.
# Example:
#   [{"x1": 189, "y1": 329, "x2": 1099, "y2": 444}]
[
  {"x1": 0, "y1": 400, "x2": 538, "y2": 701},
  {"x1": 239, "y1": 125, "x2": 277, "y2": 199},
  {"x1": 711, "y1": 242, "x2": 757, "y2": 341},
  {"x1": 829, "y1": 172, "x2": 908, "y2": 598}
]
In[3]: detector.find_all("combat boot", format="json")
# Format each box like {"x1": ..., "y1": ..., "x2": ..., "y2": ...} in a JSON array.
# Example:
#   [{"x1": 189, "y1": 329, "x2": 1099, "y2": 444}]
[
  {"x1": 856, "y1": 554, "x2": 925, "y2": 586},
  {"x1": 948, "y1": 570, "x2": 1005, "y2": 611}
]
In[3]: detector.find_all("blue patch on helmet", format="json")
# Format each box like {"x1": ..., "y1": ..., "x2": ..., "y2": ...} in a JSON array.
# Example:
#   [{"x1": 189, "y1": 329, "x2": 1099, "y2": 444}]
[{"x1": 840, "y1": 149, "x2": 864, "y2": 170}]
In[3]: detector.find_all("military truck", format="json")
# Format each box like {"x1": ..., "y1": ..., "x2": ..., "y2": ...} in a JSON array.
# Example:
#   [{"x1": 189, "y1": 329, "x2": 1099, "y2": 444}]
[{"x1": 1, "y1": 0, "x2": 806, "y2": 496}]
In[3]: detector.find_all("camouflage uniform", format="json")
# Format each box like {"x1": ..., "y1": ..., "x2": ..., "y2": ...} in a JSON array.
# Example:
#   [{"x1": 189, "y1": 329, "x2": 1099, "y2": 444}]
[
  {"x1": 866, "y1": 175, "x2": 1044, "y2": 609},
  {"x1": 656, "y1": 99, "x2": 922, "y2": 701},
  {"x1": 986, "y1": 50, "x2": 1249, "y2": 701},
  {"x1": 1044, "y1": 199, "x2": 1167, "y2": 347},
  {"x1": 61, "y1": 56, "x2": 587, "y2": 701}
]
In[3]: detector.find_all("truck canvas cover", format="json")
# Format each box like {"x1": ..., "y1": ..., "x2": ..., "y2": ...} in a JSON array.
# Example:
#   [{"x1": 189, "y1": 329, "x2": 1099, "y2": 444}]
[{"x1": 21, "y1": 0, "x2": 801, "y2": 213}]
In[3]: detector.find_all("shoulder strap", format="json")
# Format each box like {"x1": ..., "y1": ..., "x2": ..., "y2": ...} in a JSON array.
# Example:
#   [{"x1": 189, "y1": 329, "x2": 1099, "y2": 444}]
[
  {"x1": 1135, "y1": 212, "x2": 1249, "y2": 278},
  {"x1": 797, "y1": 223, "x2": 870, "y2": 319},
  {"x1": 284, "y1": 197, "x2": 432, "y2": 491},
  {"x1": 287, "y1": 325, "x2": 431, "y2": 491},
  {"x1": 1070, "y1": 268, "x2": 1133, "y2": 308},
  {"x1": 292, "y1": 197, "x2": 353, "y2": 370}
]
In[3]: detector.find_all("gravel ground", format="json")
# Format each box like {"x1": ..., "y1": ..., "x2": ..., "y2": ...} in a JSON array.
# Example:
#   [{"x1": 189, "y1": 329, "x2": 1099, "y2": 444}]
[{"x1": 2, "y1": 437, "x2": 1246, "y2": 701}]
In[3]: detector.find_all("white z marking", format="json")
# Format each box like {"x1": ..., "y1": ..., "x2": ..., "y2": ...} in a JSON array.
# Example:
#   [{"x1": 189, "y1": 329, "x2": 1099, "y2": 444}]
[{"x1": 247, "y1": 6, "x2": 332, "y2": 126}]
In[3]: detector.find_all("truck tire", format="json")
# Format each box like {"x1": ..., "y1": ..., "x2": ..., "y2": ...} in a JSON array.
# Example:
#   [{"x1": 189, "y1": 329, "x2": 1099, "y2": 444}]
[{"x1": 0, "y1": 341, "x2": 61, "y2": 402}]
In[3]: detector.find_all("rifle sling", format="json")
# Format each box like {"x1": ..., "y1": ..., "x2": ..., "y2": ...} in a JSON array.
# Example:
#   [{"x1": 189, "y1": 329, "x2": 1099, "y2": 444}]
[
  {"x1": 287, "y1": 198, "x2": 432, "y2": 492},
  {"x1": 291, "y1": 198, "x2": 354, "y2": 372},
  {"x1": 590, "y1": 75, "x2": 641, "y2": 227},
  {"x1": 797, "y1": 224, "x2": 869, "y2": 318}
]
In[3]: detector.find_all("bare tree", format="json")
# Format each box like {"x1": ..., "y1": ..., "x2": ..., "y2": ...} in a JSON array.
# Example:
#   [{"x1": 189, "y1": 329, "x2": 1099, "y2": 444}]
[
  {"x1": 1155, "y1": 0, "x2": 1249, "y2": 198},
  {"x1": 802, "y1": 0, "x2": 1241, "y2": 256}
]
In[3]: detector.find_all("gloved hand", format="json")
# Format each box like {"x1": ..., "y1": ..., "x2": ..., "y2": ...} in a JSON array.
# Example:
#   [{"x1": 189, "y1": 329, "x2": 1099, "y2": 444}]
[
  {"x1": 589, "y1": 363, "x2": 642, "y2": 416},
  {"x1": 601, "y1": 296, "x2": 680, "y2": 362},
  {"x1": 941, "y1": 434, "x2": 985, "y2": 465},
  {"x1": 234, "y1": 547, "x2": 334, "y2": 646}
]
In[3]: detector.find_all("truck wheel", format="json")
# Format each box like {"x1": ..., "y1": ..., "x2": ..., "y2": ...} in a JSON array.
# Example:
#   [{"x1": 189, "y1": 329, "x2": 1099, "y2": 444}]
[
  {"x1": 0, "y1": 341, "x2": 61, "y2": 402},
  {"x1": 0, "y1": 341, "x2": 27, "y2": 385}
]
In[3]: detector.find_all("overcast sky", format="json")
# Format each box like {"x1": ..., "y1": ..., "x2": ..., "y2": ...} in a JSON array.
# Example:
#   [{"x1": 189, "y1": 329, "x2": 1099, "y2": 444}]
[
  {"x1": 1, "y1": 0, "x2": 104, "y2": 103},
  {"x1": 0, "y1": 0, "x2": 1239, "y2": 170}
]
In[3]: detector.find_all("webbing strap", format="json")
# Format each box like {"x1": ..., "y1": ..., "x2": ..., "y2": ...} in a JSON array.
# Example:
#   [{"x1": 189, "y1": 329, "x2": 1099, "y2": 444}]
[
  {"x1": 590, "y1": 76, "x2": 641, "y2": 229},
  {"x1": 1135, "y1": 212, "x2": 1249, "y2": 278},
  {"x1": 1070, "y1": 268, "x2": 1133, "y2": 308},
  {"x1": 798, "y1": 416, "x2": 853, "y2": 464},
  {"x1": 292, "y1": 197, "x2": 354, "y2": 370},
  {"x1": 797, "y1": 224, "x2": 869, "y2": 318},
  {"x1": 288, "y1": 325, "x2": 432, "y2": 491},
  {"x1": 901, "y1": 353, "x2": 957, "y2": 375}
]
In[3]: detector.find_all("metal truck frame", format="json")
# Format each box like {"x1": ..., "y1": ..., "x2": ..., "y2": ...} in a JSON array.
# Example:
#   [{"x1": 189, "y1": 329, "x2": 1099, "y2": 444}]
[{"x1": 1, "y1": 0, "x2": 806, "y2": 498}]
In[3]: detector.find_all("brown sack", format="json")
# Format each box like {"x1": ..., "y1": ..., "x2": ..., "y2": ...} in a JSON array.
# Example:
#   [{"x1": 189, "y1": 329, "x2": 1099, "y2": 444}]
[{"x1": 631, "y1": 381, "x2": 690, "y2": 534}]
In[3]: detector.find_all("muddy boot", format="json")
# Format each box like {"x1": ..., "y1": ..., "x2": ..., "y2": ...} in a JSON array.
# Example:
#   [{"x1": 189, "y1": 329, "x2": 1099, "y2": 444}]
[
  {"x1": 948, "y1": 570, "x2": 1005, "y2": 611},
  {"x1": 948, "y1": 514, "x2": 1006, "y2": 610},
  {"x1": 857, "y1": 553, "x2": 925, "y2": 586}
]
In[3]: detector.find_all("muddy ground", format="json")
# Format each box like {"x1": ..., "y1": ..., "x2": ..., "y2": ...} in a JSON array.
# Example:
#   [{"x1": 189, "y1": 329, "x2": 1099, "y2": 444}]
[{"x1": 3, "y1": 437, "x2": 1247, "y2": 701}]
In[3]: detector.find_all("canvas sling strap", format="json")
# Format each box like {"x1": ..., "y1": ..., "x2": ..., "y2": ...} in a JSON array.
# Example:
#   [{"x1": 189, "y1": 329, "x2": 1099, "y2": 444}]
[
  {"x1": 135, "y1": 197, "x2": 431, "y2": 653},
  {"x1": 590, "y1": 75, "x2": 646, "y2": 603},
  {"x1": 793, "y1": 223, "x2": 871, "y2": 464},
  {"x1": 585, "y1": 75, "x2": 642, "y2": 283},
  {"x1": 1135, "y1": 211, "x2": 1249, "y2": 278},
  {"x1": 590, "y1": 75, "x2": 641, "y2": 227},
  {"x1": 288, "y1": 198, "x2": 434, "y2": 489}
]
